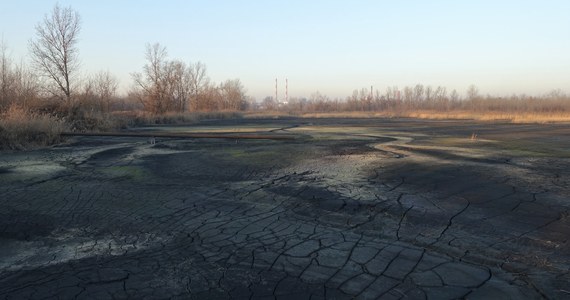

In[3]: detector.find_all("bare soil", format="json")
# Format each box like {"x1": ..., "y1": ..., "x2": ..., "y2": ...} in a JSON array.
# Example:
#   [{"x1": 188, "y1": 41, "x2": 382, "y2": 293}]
[{"x1": 1, "y1": 118, "x2": 569, "y2": 299}]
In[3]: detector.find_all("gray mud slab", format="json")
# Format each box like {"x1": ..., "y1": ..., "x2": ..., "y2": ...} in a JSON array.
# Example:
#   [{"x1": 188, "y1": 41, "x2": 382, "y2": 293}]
[{"x1": 0, "y1": 118, "x2": 569, "y2": 299}]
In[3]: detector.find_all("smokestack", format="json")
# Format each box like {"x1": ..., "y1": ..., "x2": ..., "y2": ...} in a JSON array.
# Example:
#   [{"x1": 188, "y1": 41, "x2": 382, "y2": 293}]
[
  {"x1": 275, "y1": 78, "x2": 278, "y2": 103},
  {"x1": 286, "y1": 78, "x2": 288, "y2": 103}
]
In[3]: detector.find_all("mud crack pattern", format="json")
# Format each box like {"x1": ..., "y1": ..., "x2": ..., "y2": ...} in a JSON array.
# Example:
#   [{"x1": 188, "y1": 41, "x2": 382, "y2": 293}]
[{"x1": 1, "y1": 119, "x2": 569, "y2": 299}]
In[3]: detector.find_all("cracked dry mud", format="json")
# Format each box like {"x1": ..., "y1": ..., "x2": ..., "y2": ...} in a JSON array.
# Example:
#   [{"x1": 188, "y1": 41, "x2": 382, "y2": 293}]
[{"x1": 1, "y1": 118, "x2": 569, "y2": 299}]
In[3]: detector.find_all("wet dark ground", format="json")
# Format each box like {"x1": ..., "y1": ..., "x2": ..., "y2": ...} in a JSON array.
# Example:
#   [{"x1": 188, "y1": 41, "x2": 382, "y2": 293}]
[{"x1": 0, "y1": 118, "x2": 569, "y2": 299}]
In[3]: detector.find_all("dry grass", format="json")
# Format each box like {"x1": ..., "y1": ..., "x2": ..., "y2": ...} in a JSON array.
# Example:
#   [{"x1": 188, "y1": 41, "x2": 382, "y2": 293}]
[
  {"x1": 244, "y1": 111, "x2": 298, "y2": 119},
  {"x1": 112, "y1": 110, "x2": 243, "y2": 126},
  {"x1": 300, "y1": 111, "x2": 393, "y2": 119},
  {"x1": 274, "y1": 110, "x2": 570, "y2": 123},
  {"x1": 64, "y1": 105, "x2": 119, "y2": 132},
  {"x1": 401, "y1": 110, "x2": 570, "y2": 123},
  {"x1": 26, "y1": 98, "x2": 120, "y2": 132},
  {"x1": 0, "y1": 104, "x2": 68, "y2": 150},
  {"x1": 0, "y1": 103, "x2": 245, "y2": 150},
  {"x1": 508, "y1": 113, "x2": 570, "y2": 123}
]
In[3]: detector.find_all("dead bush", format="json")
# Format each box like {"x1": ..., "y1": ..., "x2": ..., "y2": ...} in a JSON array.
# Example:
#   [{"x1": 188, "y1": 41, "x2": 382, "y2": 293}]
[
  {"x1": 63, "y1": 102, "x2": 117, "y2": 132},
  {"x1": 0, "y1": 104, "x2": 68, "y2": 150},
  {"x1": 111, "y1": 110, "x2": 243, "y2": 127}
]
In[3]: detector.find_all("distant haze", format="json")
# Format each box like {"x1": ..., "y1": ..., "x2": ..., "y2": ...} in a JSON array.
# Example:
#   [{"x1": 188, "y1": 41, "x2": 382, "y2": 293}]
[{"x1": 1, "y1": 0, "x2": 569, "y2": 100}]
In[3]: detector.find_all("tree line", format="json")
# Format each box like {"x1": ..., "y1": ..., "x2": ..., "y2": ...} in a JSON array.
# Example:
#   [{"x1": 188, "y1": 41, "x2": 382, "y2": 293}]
[
  {"x1": 0, "y1": 4, "x2": 248, "y2": 116},
  {"x1": 1, "y1": 3, "x2": 568, "y2": 119},
  {"x1": 260, "y1": 84, "x2": 570, "y2": 115},
  {"x1": 130, "y1": 43, "x2": 247, "y2": 114}
]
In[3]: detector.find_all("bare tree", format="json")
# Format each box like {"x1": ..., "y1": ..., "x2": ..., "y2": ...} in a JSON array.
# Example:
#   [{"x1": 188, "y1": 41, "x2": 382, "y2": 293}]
[
  {"x1": 219, "y1": 79, "x2": 246, "y2": 110},
  {"x1": 132, "y1": 42, "x2": 249, "y2": 113},
  {"x1": 424, "y1": 85, "x2": 433, "y2": 103},
  {"x1": 403, "y1": 86, "x2": 414, "y2": 108},
  {"x1": 466, "y1": 84, "x2": 479, "y2": 100},
  {"x1": 385, "y1": 86, "x2": 393, "y2": 101},
  {"x1": 29, "y1": 4, "x2": 81, "y2": 102},
  {"x1": 262, "y1": 96, "x2": 277, "y2": 110},
  {"x1": 449, "y1": 89, "x2": 460, "y2": 104},
  {"x1": 13, "y1": 63, "x2": 39, "y2": 107},
  {"x1": 1, "y1": 39, "x2": 15, "y2": 107},
  {"x1": 0, "y1": 40, "x2": 40, "y2": 108},
  {"x1": 133, "y1": 43, "x2": 210, "y2": 113},
  {"x1": 167, "y1": 60, "x2": 190, "y2": 112},
  {"x1": 413, "y1": 84, "x2": 424, "y2": 103},
  {"x1": 132, "y1": 43, "x2": 169, "y2": 114},
  {"x1": 92, "y1": 70, "x2": 118, "y2": 112},
  {"x1": 187, "y1": 62, "x2": 209, "y2": 111},
  {"x1": 433, "y1": 86, "x2": 448, "y2": 110}
]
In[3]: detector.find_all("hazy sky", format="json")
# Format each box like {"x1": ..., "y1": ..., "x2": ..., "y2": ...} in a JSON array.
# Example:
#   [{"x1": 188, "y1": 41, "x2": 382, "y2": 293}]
[{"x1": 1, "y1": 0, "x2": 569, "y2": 100}]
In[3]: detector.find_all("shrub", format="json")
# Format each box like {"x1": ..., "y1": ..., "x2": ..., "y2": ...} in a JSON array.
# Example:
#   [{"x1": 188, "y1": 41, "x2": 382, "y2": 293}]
[
  {"x1": 0, "y1": 104, "x2": 68, "y2": 150},
  {"x1": 62, "y1": 102, "x2": 118, "y2": 132}
]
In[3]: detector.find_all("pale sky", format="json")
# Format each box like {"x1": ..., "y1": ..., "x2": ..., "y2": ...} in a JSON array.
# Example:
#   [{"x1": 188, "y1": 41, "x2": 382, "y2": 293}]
[{"x1": 1, "y1": 0, "x2": 569, "y2": 100}]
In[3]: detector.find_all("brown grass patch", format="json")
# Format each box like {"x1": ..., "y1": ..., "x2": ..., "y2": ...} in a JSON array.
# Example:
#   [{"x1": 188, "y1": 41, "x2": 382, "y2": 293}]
[
  {"x1": 274, "y1": 110, "x2": 570, "y2": 123},
  {"x1": 113, "y1": 110, "x2": 243, "y2": 126},
  {"x1": 244, "y1": 111, "x2": 298, "y2": 119},
  {"x1": 401, "y1": 110, "x2": 570, "y2": 123},
  {"x1": 0, "y1": 104, "x2": 68, "y2": 150}
]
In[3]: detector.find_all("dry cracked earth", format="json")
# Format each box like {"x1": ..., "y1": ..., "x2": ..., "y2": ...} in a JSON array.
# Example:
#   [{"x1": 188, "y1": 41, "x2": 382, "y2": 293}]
[{"x1": 0, "y1": 118, "x2": 569, "y2": 299}]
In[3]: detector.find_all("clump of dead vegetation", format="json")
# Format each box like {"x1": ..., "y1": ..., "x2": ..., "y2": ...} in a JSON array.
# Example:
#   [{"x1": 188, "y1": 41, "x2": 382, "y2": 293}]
[
  {"x1": 0, "y1": 102, "x2": 245, "y2": 150},
  {"x1": 113, "y1": 110, "x2": 243, "y2": 127},
  {"x1": 0, "y1": 104, "x2": 68, "y2": 150}
]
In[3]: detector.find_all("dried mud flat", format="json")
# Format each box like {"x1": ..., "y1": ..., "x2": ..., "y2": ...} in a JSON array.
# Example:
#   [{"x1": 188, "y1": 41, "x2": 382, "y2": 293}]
[{"x1": 1, "y1": 118, "x2": 569, "y2": 299}]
